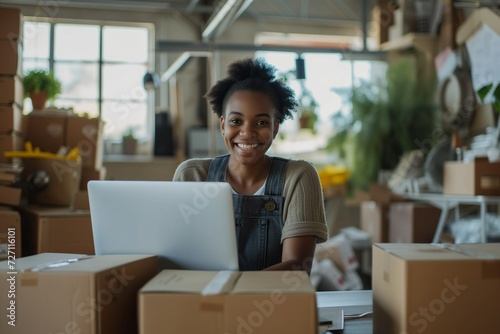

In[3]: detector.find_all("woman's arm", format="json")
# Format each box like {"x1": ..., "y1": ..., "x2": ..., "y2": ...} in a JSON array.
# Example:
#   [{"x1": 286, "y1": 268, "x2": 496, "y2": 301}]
[{"x1": 264, "y1": 235, "x2": 317, "y2": 274}]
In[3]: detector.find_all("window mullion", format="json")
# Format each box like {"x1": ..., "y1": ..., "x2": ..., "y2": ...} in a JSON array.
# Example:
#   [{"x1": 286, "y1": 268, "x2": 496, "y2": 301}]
[
  {"x1": 49, "y1": 22, "x2": 55, "y2": 72},
  {"x1": 98, "y1": 25, "x2": 103, "y2": 118}
]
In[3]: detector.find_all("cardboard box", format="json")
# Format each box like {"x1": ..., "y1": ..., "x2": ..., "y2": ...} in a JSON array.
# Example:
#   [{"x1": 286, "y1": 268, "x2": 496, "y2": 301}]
[
  {"x1": 0, "y1": 7, "x2": 22, "y2": 39},
  {"x1": 20, "y1": 206, "x2": 94, "y2": 256},
  {"x1": 373, "y1": 243, "x2": 500, "y2": 334},
  {"x1": 0, "y1": 103, "x2": 23, "y2": 132},
  {"x1": 139, "y1": 270, "x2": 317, "y2": 334},
  {"x1": 360, "y1": 201, "x2": 389, "y2": 243},
  {"x1": 388, "y1": 202, "x2": 441, "y2": 243},
  {"x1": 80, "y1": 166, "x2": 106, "y2": 190},
  {"x1": 0, "y1": 75, "x2": 23, "y2": 106},
  {"x1": 0, "y1": 207, "x2": 21, "y2": 260},
  {"x1": 0, "y1": 184, "x2": 22, "y2": 206},
  {"x1": 313, "y1": 258, "x2": 350, "y2": 291},
  {"x1": 444, "y1": 158, "x2": 500, "y2": 196},
  {"x1": 0, "y1": 253, "x2": 158, "y2": 334},
  {"x1": 25, "y1": 112, "x2": 67, "y2": 153},
  {"x1": 22, "y1": 157, "x2": 82, "y2": 206},
  {"x1": 0, "y1": 131, "x2": 24, "y2": 163},
  {"x1": 73, "y1": 190, "x2": 89, "y2": 211},
  {"x1": 315, "y1": 234, "x2": 358, "y2": 273},
  {"x1": 66, "y1": 116, "x2": 104, "y2": 169},
  {"x1": 0, "y1": 38, "x2": 22, "y2": 76}
]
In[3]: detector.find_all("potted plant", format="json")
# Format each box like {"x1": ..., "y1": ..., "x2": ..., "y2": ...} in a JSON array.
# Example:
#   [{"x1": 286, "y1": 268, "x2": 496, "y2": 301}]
[
  {"x1": 327, "y1": 55, "x2": 439, "y2": 193},
  {"x1": 23, "y1": 69, "x2": 62, "y2": 110},
  {"x1": 122, "y1": 127, "x2": 138, "y2": 155},
  {"x1": 298, "y1": 91, "x2": 319, "y2": 132}
]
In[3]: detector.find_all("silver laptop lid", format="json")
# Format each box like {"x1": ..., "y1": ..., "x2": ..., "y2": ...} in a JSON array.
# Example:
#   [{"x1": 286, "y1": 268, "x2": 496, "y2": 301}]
[{"x1": 88, "y1": 180, "x2": 239, "y2": 271}]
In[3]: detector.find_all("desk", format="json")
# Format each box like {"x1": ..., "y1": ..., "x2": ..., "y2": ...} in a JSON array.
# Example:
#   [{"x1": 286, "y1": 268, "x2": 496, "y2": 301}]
[
  {"x1": 400, "y1": 193, "x2": 500, "y2": 243},
  {"x1": 317, "y1": 290, "x2": 372, "y2": 334}
]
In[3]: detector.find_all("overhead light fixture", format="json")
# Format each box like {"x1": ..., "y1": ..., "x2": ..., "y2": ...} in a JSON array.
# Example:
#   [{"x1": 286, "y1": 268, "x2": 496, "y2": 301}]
[
  {"x1": 160, "y1": 51, "x2": 212, "y2": 83},
  {"x1": 295, "y1": 56, "x2": 306, "y2": 80},
  {"x1": 143, "y1": 72, "x2": 160, "y2": 90},
  {"x1": 202, "y1": 0, "x2": 253, "y2": 41}
]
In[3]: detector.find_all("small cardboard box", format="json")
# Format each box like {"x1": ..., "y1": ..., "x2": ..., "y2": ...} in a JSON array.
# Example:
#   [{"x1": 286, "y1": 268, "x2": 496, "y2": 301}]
[
  {"x1": 0, "y1": 184, "x2": 22, "y2": 206},
  {"x1": 0, "y1": 38, "x2": 22, "y2": 76},
  {"x1": 25, "y1": 112, "x2": 67, "y2": 153},
  {"x1": 360, "y1": 201, "x2": 389, "y2": 243},
  {"x1": 388, "y1": 202, "x2": 441, "y2": 243},
  {"x1": 73, "y1": 190, "x2": 90, "y2": 211},
  {"x1": 139, "y1": 270, "x2": 317, "y2": 334},
  {"x1": 443, "y1": 158, "x2": 500, "y2": 196},
  {"x1": 66, "y1": 116, "x2": 103, "y2": 169},
  {"x1": 373, "y1": 243, "x2": 500, "y2": 334},
  {"x1": 0, "y1": 207, "x2": 21, "y2": 260},
  {"x1": 315, "y1": 234, "x2": 358, "y2": 273},
  {"x1": 0, "y1": 75, "x2": 23, "y2": 106},
  {"x1": 0, "y1": 253, "x2": 158, "y2": 334},
  {"x1": 0, "y1": 131, "x2": 24, "y2": 163},
  {"x1": 0, "y1": 7, "x2": 22, "y2": 39},
  {"x1": 0, "y1": 103, "x2": 23, "y2": 132},
  {"x1": 20, "y1": 205, "x2": 94, "y2": 256}
]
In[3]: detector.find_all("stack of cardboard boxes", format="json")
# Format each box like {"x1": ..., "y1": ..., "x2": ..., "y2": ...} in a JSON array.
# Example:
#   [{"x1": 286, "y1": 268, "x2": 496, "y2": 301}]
[{"x1": 0, "y1": 7, "x2": 24, "y2": 263}]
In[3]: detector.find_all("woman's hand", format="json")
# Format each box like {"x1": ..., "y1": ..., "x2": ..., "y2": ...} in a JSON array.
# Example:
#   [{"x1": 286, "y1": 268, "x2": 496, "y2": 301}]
[{"x1": 264, "y1": 235, "x2": 317, "y2": 274}]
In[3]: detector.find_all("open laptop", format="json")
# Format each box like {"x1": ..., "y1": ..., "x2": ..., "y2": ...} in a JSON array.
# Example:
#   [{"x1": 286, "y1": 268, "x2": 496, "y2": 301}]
[{"x1": 88, "y1": 180, "x2": 239, "y2": 271}]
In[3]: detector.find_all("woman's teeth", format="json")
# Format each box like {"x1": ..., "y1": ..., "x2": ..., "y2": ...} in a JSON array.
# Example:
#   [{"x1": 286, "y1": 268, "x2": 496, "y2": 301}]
[{"x1": 237, "y1": 143, "x2": 258, "y2": 149}]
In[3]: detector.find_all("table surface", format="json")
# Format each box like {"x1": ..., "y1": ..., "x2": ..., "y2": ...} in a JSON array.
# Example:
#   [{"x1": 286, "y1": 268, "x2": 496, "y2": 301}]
[{"x1": 316, "y1": 290, "x2": 373, "y2": 334}]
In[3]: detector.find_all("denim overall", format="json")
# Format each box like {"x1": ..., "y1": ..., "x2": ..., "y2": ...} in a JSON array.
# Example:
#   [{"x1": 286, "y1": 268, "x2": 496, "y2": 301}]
[{"x1": 206, "y1": 154, "x2": 289, "y2": 271}]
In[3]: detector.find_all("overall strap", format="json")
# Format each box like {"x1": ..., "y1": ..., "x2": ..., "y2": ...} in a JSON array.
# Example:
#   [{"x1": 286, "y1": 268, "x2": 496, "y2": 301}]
[
  {"x1": 206, "y1": 154, "x2": 230, "y2": 182},
  {"x1": 264, "y1": 157, "x2": 289, "y2": 196}
]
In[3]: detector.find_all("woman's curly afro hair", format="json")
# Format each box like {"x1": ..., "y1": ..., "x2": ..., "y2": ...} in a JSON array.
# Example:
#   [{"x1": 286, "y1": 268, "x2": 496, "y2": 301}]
[{"x1": 205, "y1": 58, "x2": 298, "y2": 124}]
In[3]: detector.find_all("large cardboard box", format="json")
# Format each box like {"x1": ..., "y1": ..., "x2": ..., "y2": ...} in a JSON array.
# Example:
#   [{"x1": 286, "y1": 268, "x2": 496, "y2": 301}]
[
  {"x1": 443, "y1": 158, "x2": 500, "y2": 196},
  {"x1": 25, "y1": 112, "x2": 67, "y2": 153},
  {"x1": 139, "y1": 270, "x2": 317, "y2": 334},
  {"x1": 0, "y1": 7, "x2": 22, "y2": 39},
  {"x1": 373, "y1": 243, "x2": 500, "y2": 334},
  {"x1": 360, "y1": 201, "x2": 389, "y2": 243},
  {"x1": 0, "y1": 207, "x2": 21, "y2": 261},
  {"x1": 388, "y1": 202, "x2": 441, "y2": 243},
  {"x1": 66, "y1": 116, "x2": 104, "y2": 169},
  {"x1": 0, "y1": 253, "x2": 158, "y2": 334},
  {"x1": 0, "y1": 75, "x2": 23, "y2": 106},
  {"x1": 20, "y1": 206, "x2": 94, "y2": 256},
  {"x1": 0, "y1": 38, "x2": 22, "y2": 76},
  {"x1": 0, "y1": 104, "x2": 23, "y2": 133}
]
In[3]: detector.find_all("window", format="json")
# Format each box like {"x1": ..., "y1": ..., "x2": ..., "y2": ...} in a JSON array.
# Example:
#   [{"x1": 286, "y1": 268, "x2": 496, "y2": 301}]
[
  {"x1": 256, "y1": 50, "x2": 386, "y2": 158},
  {"x1": 22, "y1": 21, "x2": 152, "y2": 141}
]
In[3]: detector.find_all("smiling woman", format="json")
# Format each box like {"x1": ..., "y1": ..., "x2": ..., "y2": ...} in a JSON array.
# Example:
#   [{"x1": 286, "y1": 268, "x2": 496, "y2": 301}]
[{"x1": 173, "y1": 58, "x2": 328, "y2": 273}]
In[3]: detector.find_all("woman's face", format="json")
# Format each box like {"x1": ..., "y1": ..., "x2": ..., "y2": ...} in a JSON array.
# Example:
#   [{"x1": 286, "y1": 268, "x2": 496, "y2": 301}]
[{"x1": 220, "y1": 90, "x2": 279, "y2": 166}]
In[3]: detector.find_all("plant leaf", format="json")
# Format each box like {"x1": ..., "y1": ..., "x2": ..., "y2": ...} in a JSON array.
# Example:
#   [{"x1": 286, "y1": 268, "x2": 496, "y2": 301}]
[{"x1": 477, "y1": 83, "x2": 493, "y2": 103}]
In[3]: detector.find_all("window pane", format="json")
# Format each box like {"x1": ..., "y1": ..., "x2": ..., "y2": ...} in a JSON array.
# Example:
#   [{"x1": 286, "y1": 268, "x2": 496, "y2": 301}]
[
  {"x1": 102, "y1": 64, "x2": 147, "y2": 100},
  {"x1": 102, "y1": 101, "x2": 147, "y2": 139},
  {"x1": 54, "y1": 99, "x2": 99, "y2": 118},
  {"x1": 54, "y1": 24, "x2": 99, "y2": 61},
  {"x1": 55, "y1": 62, "x2": 99, "y2": 99},
  {"x1": 23, "y1": 59, "x2": 50, "y2": 74},
  {"x1": 103, "y1": 26, "x2": 148, "y2": 63},
  {"x1": 23, "y1": 22, "x2": 50, "y2": 59}
]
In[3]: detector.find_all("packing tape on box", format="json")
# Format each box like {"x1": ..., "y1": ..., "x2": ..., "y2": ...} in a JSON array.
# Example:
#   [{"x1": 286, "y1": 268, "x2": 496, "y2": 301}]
[
  {"x1": 432, "y1": 243, "x2": 496, "y2": 260},
  {"x1": 201, "y1": 271, "x2": 240, "y2": 296},
  {"x1": 20, "y1": 256, "x2": 94, "y2": 286}
]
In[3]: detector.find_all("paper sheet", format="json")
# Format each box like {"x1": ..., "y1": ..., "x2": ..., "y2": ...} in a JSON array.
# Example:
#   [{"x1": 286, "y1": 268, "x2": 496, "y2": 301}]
[{"x1": 465, "y1": 24, "x2": 500, "y2": 102}]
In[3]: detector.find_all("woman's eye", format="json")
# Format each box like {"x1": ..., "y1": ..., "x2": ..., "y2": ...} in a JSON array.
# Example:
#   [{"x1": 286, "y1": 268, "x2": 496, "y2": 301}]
[
  {"x1": 229, "y1": 119, "x2": 241, "y2": 124},
  {"x1": 257, "y1": 120, "x2": 269, "y2": 125}
]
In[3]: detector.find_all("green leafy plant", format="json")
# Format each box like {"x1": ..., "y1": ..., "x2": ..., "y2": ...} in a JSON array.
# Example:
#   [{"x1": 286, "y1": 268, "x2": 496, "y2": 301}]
[
  {"x1": 23, "y1": 69, "x2": 61, "y2": 100},
  {"x1": 122, "y1": 126, "x2": 138, "y2": 140},
  {"x1": 477, "y1": 82, "x2": 500, "y2": 113},
  {"x1": 327, "y1": 55, "x2": 439, "y2": 192}
]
